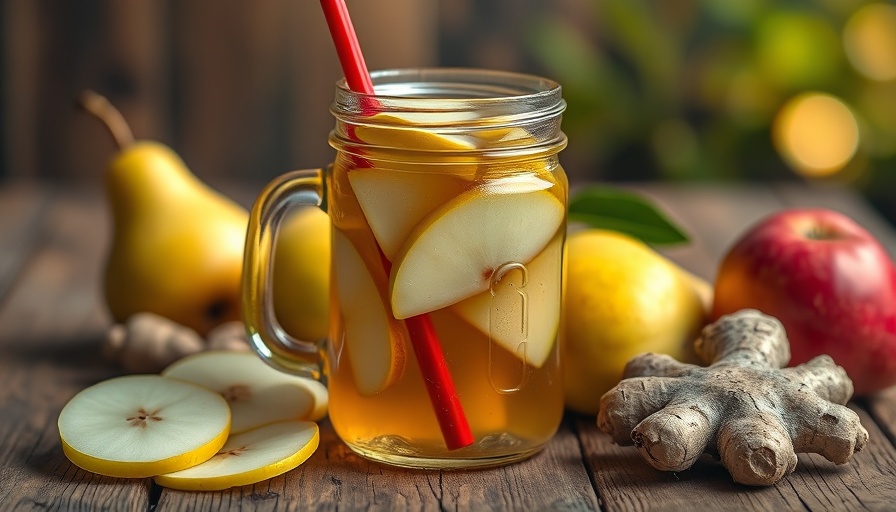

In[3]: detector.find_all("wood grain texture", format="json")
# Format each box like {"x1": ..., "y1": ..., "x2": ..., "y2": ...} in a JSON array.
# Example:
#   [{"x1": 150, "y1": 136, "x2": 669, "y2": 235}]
[
  {"x1": 0, "y1": 185, "x2": 137, "y2": 510},
  {"x1": 1, "y1": 0, "x2": 439, "y2": 184},
  {"x1": 155, "y1": 416, "x2": 599, "y2": 511},
  {"x1": 1, "y1": 182, "x2": 896, "y2": 511},
  {"x1": 0, "y1": 182, "x2": 48, "y2": 302}
]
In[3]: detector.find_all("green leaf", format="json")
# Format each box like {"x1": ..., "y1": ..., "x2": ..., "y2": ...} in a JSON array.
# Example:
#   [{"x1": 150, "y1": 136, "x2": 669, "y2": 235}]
[{"x1": 569, "y1": 186, "x2": 689, "y2": 245}]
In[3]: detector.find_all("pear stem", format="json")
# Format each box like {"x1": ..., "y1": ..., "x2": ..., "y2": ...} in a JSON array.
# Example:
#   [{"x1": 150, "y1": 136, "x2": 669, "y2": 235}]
[{"x1": 77, "y1": 90, "x2": 135, "y2": 150}]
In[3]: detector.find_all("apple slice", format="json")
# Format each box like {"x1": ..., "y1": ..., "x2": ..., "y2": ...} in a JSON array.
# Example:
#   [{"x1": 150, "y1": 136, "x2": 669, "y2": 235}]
[
  {"x1": 333, "y1": 229, "x2": 407, "y2": 395},
  {"x1": 57, "y1": 375, "x2": 230, "y2": 478},
  {"x1": 161, "y1": 351, "x2": 328, "y2": 433},
  {"x1": 390, "y1": 175, "x2": 564, "y2": 319},
  {"x1": 452, "y1": 235, "x2": 563, "y2": 368},
  {"x1": 349, "y1": 168, "x2": 469, "y2": 260},
  {"x1": 154, "y1": 420, "x2": 319, "y2": 491}
]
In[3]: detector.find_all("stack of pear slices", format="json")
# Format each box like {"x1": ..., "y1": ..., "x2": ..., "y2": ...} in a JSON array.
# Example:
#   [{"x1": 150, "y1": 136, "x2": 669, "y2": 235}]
[{"x1": 57, "y1": 351, "x2": 327, "y2": 491}]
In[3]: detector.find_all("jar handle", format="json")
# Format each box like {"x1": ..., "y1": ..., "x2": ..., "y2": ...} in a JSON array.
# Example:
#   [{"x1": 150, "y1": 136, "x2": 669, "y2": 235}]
[{"x1": 242, "y1": 168, "x2": 327, "y2": 382}]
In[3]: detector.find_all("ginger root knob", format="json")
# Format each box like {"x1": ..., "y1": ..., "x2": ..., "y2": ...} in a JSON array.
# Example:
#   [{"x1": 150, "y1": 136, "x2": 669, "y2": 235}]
[
  {"x1": 597, "y1": 309, "x2": 869, "y2": 486},
  {"x1": 103, "y1": 312, "x2": 205, "y2": 373}
]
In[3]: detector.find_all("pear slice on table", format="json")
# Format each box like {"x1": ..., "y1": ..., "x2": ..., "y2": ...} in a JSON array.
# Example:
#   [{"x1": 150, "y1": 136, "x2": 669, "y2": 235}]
[
  {"x1": 154, "y1": 420, "x2": 319, "y2": 491},
  {"x1": 333, "y1": 229, "x2": 407, "y2": 395},
  {"x1": 390, "y1": 174, "x2": 564, "y2": 319},
  {"x1": 57, "y1": 375, "x2": 230, "y2": 478},
  {"x1": 452, "y1": 235, "x2": 563, "y2": 368},
  {"x1": 161, "y1": 351, "x2": 328, "y2": 433},
  {"x1": 349, "y1": 168, "x2": 470, "y2": 261}
]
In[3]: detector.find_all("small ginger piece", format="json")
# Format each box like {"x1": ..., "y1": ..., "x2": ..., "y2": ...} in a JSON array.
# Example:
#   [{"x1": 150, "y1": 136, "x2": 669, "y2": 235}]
[
  {"x1": 206, "y1": 321, "x2": 251, "y2": 352},
  {"x1": 103, "y1": 312, "x2": 205, "y2": 373},
  {"x1": 597, "y1": 309, "x2": 868, "y2": 486}
]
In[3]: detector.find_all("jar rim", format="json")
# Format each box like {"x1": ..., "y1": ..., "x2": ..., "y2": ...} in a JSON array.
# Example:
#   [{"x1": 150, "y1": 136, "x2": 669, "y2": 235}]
[
  {"x1": 332, "y1": 68, "x2": 564, "y2": 117},
  {"x1": 328, "y1": 68, "x2": 567, "y2": 160},
  {"x1": 340, "y1": 68, "x2": 560, "y2": 98}
]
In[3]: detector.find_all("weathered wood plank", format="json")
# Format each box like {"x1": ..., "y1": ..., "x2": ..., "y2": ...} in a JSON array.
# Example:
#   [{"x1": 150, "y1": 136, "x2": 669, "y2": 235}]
[
  {"x1": 579, "y1": 405, "x2": 896, "y2": 512},
  {"x1": 281, "y1": 0, "x2": 439, "y2": 177},
  {"x1": 781, "y1": 412, "x2": 896, "y2": 512},
  {"x1": 626, "y1": 183, "x2": 783, "y2": 281},
  {"x1": 3, "y1": 1, "x2": 439, "y2": 185},
  {"x1": 0, "y1": 186, "x2": 145, "y2": 510},
  {"x1": 155, "y1": 415, "x2": 600, "y2": 510},
  {"x1": 3, "y1": 0, "x2": 169, "y2": 183},
  {"x1": 865, "y1": 387, "x2": 896, "y2": 449},
  {"x1": 0, "y1": 181, "x2": 49, "y2": 303}
]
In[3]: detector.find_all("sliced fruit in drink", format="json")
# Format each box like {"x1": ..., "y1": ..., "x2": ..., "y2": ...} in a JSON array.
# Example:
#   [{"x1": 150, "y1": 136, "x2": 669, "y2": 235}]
[
  {"x1": 452, "y1": 235, "x2": 563, "y2": 368},
  {"x1": 57, "y1": 375, "x2": 230, "y2": 478},
  {"x1": 333, "y1": 229, "x2": 407, "y2": 395},
  {"x1": 154, "y1": 420, "x2": 319, "y2": 491},
  {"x1": 162, "y1": 351, "x2": 328, "y2": 433},
  {"x1": 390, "y1": 176, "x2": 564, "y2": 319},
  {"x1": 476, "y1": 126, "x2": 536, "y2": 146},
  {"x1": 352, "y1": 112, "x2": 478, "y2": 151},
  {"x1": 349, "y1": 168, "x2": 469, "y2": 260}
]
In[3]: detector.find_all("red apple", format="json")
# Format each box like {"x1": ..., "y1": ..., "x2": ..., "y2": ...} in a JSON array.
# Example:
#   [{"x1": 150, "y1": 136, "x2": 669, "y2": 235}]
[{"x1": 712, "y1": 207, "x2": 896, "y2": 396}]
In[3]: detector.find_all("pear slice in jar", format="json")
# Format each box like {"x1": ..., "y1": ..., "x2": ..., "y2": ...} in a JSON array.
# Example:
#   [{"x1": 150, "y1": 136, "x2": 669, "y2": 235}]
[
  {"x1": 349, "y1": 168, "x2": 469, "y2": 261},
  {"x1": 154, "y1": 420, "x2": 319, "y2": 491},
  {"x1": 333, "y1": 229, "x2": 407, "y2": 395},
  {"x1": 347, "y1": 132, "x2": 553, "y2": 262},
  {"x1": 162, "y1": 351, "x2": 329, "y2": 433},
  {"x1": 352, "y1": 112, "x2": 479, "y2": 151},
  {"x1": 389, "y1": 174, "x2": 564, "y2": 319},
  {"x1": 57, "y1": 375, "x2": 230, "y2": 478},
  {"x1": 476, "y1": 126, "x2": 536, "y2": 146},
  {"x1": 452, "y1": 235, "x2": 563, "y2": 368}
]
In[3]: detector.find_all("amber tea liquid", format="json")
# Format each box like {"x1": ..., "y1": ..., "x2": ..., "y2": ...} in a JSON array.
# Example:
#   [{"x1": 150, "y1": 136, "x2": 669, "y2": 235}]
[
  {"x1": 326, "y1": 145, "x2": 567, "y2": 468},
  {"x1": 243, "y1": 68, "x2": 569, "y2": 469}
]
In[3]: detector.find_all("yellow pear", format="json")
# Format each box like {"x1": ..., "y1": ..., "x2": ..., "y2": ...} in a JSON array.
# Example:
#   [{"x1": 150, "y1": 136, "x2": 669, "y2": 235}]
[
  {"x1": 273, "y1": 207, "x2": 331, "y2": 342},
  {"x1": 562, "y1": 229, "x2": 711, "y2": 416},
  {"x1": 101, "y1": 139, "x2": 249, "y2": 335},
  {"x1": 81, "y1": 91, "x2": 329, "y2": 337}
]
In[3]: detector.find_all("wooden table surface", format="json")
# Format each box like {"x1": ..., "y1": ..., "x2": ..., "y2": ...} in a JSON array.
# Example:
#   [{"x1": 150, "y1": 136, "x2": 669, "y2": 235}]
[{"x1": 2, "y1": 179, "x2": 896, "y2": 511}]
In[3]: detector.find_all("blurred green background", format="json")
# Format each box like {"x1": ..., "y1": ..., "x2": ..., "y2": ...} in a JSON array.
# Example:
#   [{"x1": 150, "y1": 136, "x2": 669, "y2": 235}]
[
  {"x1": 441, "y1": 0, "x2": 896, "y2": 221},
  {"x1": 3, "y1": 0, "x2": 896, "y2": 220}
]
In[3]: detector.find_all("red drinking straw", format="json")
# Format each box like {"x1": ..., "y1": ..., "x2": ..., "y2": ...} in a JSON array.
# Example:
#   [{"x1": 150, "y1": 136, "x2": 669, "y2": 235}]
[{"x1": 320, "y1": 0, "x2": 474, "y2": 450}]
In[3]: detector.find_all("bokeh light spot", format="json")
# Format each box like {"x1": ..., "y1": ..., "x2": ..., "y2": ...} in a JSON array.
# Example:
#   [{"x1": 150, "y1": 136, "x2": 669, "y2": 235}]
[
  {"x1": 843, "y1": 3, "x2": 896, "y2": 82},
  {"x1": 772, "y1": 93, "x2": 859, "y2": 178}
]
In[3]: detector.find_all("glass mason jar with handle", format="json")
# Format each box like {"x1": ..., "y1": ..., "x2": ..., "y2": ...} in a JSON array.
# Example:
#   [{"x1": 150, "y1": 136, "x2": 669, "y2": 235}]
[{"x1": 243, "y1": 68, "x2": 568, "y2": 469}]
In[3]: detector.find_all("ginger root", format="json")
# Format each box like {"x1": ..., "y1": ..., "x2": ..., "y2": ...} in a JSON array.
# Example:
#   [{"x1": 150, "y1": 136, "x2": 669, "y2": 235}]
[
  {"x1": 104, "y1": 312, "x2": 205, "y2": 373},
  {"x1": 206, "y1": 321, "x2": 251, "y2": 352},
  {"x1": 597, "y1": 309, "x2": 869, "y2": 486},
  {"x1": 104, "y1": 313, "x2": 253, "y2": 373}
]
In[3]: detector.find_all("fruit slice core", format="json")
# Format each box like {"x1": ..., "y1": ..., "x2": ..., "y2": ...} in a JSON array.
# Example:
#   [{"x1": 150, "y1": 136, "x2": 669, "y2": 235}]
[
  {"x1": 57, "y1": 375, "x2": 230, "y2": 478},
  {"x1": 162, "y1": 351, "x2": 328, "y2": 433},
  {"x1": 154, "y1": 420, "x2": 319, "y2": 491},
  {"x1": 390, "y1": 177, "x2": 564, "y2": 319}
]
